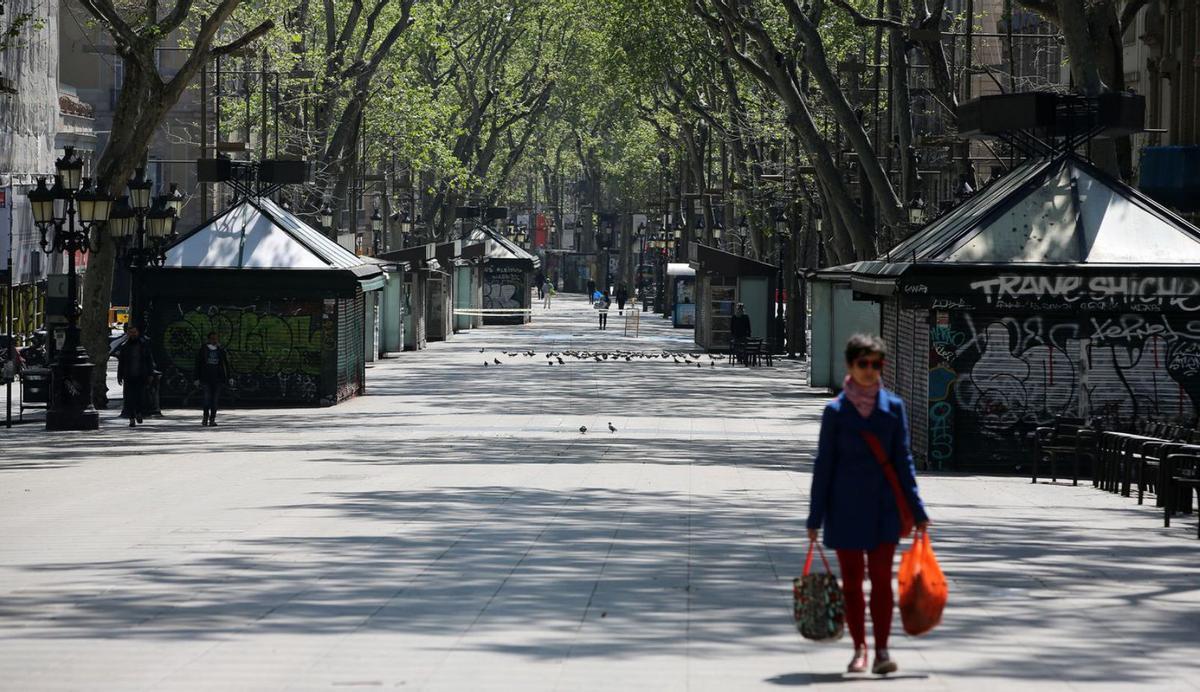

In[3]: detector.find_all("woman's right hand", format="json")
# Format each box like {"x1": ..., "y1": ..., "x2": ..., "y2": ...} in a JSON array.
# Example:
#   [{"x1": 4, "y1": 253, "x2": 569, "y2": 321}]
[{"x1": 807, "y1": 528, "x2": 819, "y2": 542}]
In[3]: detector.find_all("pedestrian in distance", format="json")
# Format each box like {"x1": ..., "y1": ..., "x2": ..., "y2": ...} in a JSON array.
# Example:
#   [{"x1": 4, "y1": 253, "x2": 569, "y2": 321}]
[
  {"x1": 597, "y1": 290, "x2": 611, "y2": 330},
  {"x1": 615, "y1": 283, "x2": 629, "y2": 316},
  {"x1": 542, "y1": 277, "x2": 553, "y2": 309},
  {"x1": 116, "y1": 323, "x2": 156, "y2": 428},
  {"x1": 194, "y1": 331, "x2": 232, "y2": 427},
  {"x1": 806, "y1": 333, "x2": 930, "y2": 676},
  {"x1": 587, "y1": 278, "x2": 596, "y2": 298},
  {"x1": 535, "y1": 270, "x2": 546, "y2": 299},
  {"x1": 730, "y1": 303, "x2": 753, "y2": 364}
]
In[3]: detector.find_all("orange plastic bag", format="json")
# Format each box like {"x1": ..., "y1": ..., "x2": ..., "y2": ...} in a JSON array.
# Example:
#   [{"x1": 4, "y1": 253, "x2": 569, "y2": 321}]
[{"x1": 897, "y1": 531, "x2": 948, "y2": 636}]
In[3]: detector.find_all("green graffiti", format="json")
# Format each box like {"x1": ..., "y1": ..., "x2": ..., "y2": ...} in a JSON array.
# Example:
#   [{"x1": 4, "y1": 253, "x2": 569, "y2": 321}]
[{"x1": 162, "y1": 304, "x2": 327, "y2": 376}]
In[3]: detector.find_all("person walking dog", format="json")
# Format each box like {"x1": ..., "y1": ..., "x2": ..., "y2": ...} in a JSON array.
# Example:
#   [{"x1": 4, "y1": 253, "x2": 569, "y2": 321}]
[
  {"x1": 194, "y1": 331, "x2": 232, "y2": 427},
  {"x1": 806, "y1": 333, "x2": 930, "y2": 676}
]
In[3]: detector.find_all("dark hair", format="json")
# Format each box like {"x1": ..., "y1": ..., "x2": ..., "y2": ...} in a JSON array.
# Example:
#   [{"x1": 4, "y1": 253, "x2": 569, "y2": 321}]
[
  {"x1": 845, "y1": 333, "x2": 887, "y2": 363},
  {"x1": 207, "y1": 331, "x2": 218, "y2": 339}
]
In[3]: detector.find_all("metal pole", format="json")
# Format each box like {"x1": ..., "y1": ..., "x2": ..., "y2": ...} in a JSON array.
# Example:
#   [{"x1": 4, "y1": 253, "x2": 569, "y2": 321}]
[
  {"x1": 200, "y1": 65, "x2": 208, "y2": 220},
  {"x1": 6, "y1": 182, "x2": 12, "y2": 428}
]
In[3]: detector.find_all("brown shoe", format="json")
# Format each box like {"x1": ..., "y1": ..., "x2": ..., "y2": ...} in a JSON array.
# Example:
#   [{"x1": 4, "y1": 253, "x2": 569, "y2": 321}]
[
  {"x1": 847, "y1": 645, "x2": 869, "y2": 673},
  {"x1": 872, "y1": 649, "x2": 898, "y2": 675}
]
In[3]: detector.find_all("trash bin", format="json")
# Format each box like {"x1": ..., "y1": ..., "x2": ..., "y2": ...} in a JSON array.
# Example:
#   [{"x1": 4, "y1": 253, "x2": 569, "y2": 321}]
[
  {"x1": 20, "y1": 367, "x2": 51, "y2": 419},
  {"x1": 21, "y1": 367, "x2": 50, "y2": 404}
]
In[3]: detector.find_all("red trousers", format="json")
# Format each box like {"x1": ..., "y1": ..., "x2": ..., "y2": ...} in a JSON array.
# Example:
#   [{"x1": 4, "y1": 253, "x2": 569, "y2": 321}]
[{"x1": 836, "y1": 543, "x2": 897, "y2": 650}]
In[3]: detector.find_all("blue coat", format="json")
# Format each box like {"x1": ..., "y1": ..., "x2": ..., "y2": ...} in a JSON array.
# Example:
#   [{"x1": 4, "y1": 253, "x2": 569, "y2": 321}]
[{"x1": 806, "y1": 389, "x2": 929, "y2": 550}]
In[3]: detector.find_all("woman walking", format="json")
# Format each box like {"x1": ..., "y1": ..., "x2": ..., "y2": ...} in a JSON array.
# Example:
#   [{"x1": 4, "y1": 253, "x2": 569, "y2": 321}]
[
  {"x1": 597, "y1": 291, "x2": 611, "y2": 330},
  {"x1": 194, "y1": 331, "x2": 231, "y2": 427},
  {"x1": 806, "y1": 334, "x2": 929, "y2": 675}
]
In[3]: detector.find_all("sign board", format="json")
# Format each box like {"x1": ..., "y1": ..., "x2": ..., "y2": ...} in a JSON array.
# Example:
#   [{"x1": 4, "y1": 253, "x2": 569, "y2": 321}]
[{"x1": 45, "y1": 273, "x2": 70, "y2": 325}]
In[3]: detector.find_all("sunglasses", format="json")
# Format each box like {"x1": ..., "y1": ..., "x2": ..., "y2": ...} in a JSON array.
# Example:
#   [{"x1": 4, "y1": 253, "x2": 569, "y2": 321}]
[{"x1": 853, "y1": 358, "x2": 884, "y2": 371}]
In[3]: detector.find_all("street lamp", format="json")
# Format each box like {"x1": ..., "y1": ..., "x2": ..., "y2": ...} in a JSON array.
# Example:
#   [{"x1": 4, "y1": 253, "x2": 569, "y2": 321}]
[
  {"x1": 731, "y1": 215, "x2": 750, "y2": 257},
  {"x1": 711, "y1": 220, "x2": 723, "y2": 243},
  {"x1": 164, "y1": 183, "x2": 185, "y2": 217},
  {"x1": 773, "y1": 209, "x2": 789, "y2": 353},
  {"x1": 908, "y1": 189, "x2": 927, "y2": 227},
  {"x1": 319, "y1": 202, "x2": 334, "y2": 231},
  {"x1": 118, "y1": 170, "x2": 182, "y2": 331},
  {"x1": 26, "y1": 146, "x2": 113, "y2": 430},
  {"x1": 370, "y1": 206, "x2": 383, "y2": 255}
]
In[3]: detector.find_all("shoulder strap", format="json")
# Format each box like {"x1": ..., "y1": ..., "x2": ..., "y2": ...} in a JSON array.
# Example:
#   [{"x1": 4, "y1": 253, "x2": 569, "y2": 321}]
[{"x1": 859, "y1": 430, "x2": 915, "y2": 536}]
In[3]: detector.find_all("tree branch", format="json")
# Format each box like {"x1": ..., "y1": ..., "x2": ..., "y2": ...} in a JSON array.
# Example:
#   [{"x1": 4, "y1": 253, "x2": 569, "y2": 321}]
[
  {"x1": 1120, "y1": 0, "x2": 1150, "y2": 36},
  {"x1": 1014, "y1": 0, "x2": 1059, "y2": 22},
  {"x1": 827, "y1": 0, "x2": 909, "y2": 30},
  {"x1": 211, "y1": 19, "x2": 275, "y2": 57},
  {"x1": 78, "y1": 0, "x2": 140, "y2": 50},
  {"x1": 156, "y1": 0, "x2": 194, "y2": 35}
]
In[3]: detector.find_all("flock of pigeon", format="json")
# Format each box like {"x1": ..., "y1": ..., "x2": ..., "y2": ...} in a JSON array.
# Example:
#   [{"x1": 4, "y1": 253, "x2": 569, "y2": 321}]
[
  {"x1": 479, "y1": 348, "x2": 721, "y2": 369},
  {"x1": 477, "y1": 348, "x2": 722, "y2": 435}
]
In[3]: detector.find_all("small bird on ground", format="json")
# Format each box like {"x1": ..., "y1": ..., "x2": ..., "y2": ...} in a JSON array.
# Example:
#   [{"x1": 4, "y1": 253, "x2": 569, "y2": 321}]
[
  {"x1": 557, "y1": 357, "x2": 565, "y2": 365},
  {"x1": 696, "y1": 362, "x2": 701, "y2": 368},
  {"x1": 480, "y1": 348, "x2": 485, "y2": 353},
  {"x1": 484, "y1": 361, "x2": 489, "y2": 367},
  {"x1": 493, "y1": 358, "x2": 501, "y2": 365},
  {"x1": 579, "y1": 426, "x2": 588, "y2": 434},
  {"x1": 710, "y1": 361, "x2": 715, "y2": 368},
  {"x1": 608, "y1": 422, "x2": 616, "y2": 433}
]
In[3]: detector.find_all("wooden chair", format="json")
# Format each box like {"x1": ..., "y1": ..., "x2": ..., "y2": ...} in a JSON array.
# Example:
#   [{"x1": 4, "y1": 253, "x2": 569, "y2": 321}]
[{"x1": 1163, "y1": 453, "x2": 1200, "y2": 539}]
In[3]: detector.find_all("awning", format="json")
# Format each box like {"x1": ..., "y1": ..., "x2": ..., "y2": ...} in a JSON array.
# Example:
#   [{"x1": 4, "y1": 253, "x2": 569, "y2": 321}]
[
  {"x1": 666, "y1": 262, "x2": 696, "y2": 277},
  {"x1": 688, "y1": 242, "x2": 777, "y2": 276}
]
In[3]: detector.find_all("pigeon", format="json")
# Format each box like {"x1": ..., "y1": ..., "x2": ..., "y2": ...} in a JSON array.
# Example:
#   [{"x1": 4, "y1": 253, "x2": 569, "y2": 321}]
[
  {"x1": 548, "y1": 362, "x2": 553, "y2": 366},
  {"x1": 480, "y1": 348, "x2": 485, "y2": 353},
  {"x1": 493, "y1": 358, "x2": 501, "y2": 365},
  {"x1": 557, "y1": 357, "x2": 565, "y2": 365},
  {"x1": 696, "y1": 362, "x2": 701, "y2": 368},
  {"x1": 579, "y1": 426, "x2": 587, "y2": 434},
  {"x1": 710, "y1": 361, "x2": 715, "y2": 368},
  {"x1": 484, "y1": 361, "x2": 489, "y2": 367},
  {"x1": 608, "y1": 422, "x2": 616, "y2": 433}
]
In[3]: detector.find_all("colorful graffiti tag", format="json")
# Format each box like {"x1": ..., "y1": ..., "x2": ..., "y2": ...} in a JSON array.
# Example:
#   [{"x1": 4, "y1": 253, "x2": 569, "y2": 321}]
[
  {"x1": 156, "y1": 301, "x2": 331, "y2": 405},
  {"x1": 934, "y1": 310, "x2": 1200, "y2": 470}
]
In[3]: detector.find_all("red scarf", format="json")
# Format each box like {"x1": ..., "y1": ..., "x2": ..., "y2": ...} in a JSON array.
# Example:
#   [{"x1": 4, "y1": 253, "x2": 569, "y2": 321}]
[{"x1": 843, "y1": 374, "x2": 879, "y2": 419}]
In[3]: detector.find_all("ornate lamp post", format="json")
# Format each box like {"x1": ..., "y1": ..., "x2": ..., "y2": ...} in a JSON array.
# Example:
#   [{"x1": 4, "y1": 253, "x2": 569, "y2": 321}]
[
  {"x1": 112, "y1": 169, "x2": 181, "y2": 329},
  {"x1": 908, "y1": 188, "x2": 927, "y2": 228},
  {"x1": 319, "y1": 202, "x2": 334, "y2": 235},
  {"x1": 370, "y1": 206, "x2": 383, "y2": 255},
  {"x1": 672, "y1": 219, "x2": 683, "y2": 261},
  {"x1": 26, "y1": 147, "x2": 113, "y2": 430},
  {"x1": 774, "y1": 209, "x2": 789, "y2": 353}
]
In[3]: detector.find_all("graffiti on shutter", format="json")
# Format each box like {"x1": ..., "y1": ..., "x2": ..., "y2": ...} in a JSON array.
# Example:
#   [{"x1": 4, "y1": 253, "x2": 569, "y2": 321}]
[{"x1": 946, "y1": 310, "x2": 1200, "y2": 472}]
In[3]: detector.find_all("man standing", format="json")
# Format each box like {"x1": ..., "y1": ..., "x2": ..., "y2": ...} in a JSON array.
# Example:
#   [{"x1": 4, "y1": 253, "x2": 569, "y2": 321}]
[
  {"x1": 615, "y1": 284, "x2": 629, "y2": 316},
  {"x1": 730, "y1": 303, "x2": 753, "y2": 364},
  {"x1": 542, "y1": 277, "x2": 553, "y2": 309},
  {"x1": 194, "y1": 331, "x2": 231, "y2": 427},
  {"x1": 535, "y1": 270, "x2": 546, "y2": 300},
  {"x1": 117, "y1": 324, "x2": 155, "y2": 427}
]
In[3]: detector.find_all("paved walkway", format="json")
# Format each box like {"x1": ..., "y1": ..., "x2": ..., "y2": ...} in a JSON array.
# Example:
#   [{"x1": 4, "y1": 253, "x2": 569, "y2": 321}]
[{"x1": 1, "y1": 293, "x2": 1198, "y2": 691}]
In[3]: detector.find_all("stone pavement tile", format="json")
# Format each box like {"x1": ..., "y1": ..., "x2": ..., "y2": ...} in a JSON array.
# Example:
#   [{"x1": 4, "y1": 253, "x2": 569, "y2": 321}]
[{"x1": 3, "y1": 294, "x2": 1200, "y2": 690}]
